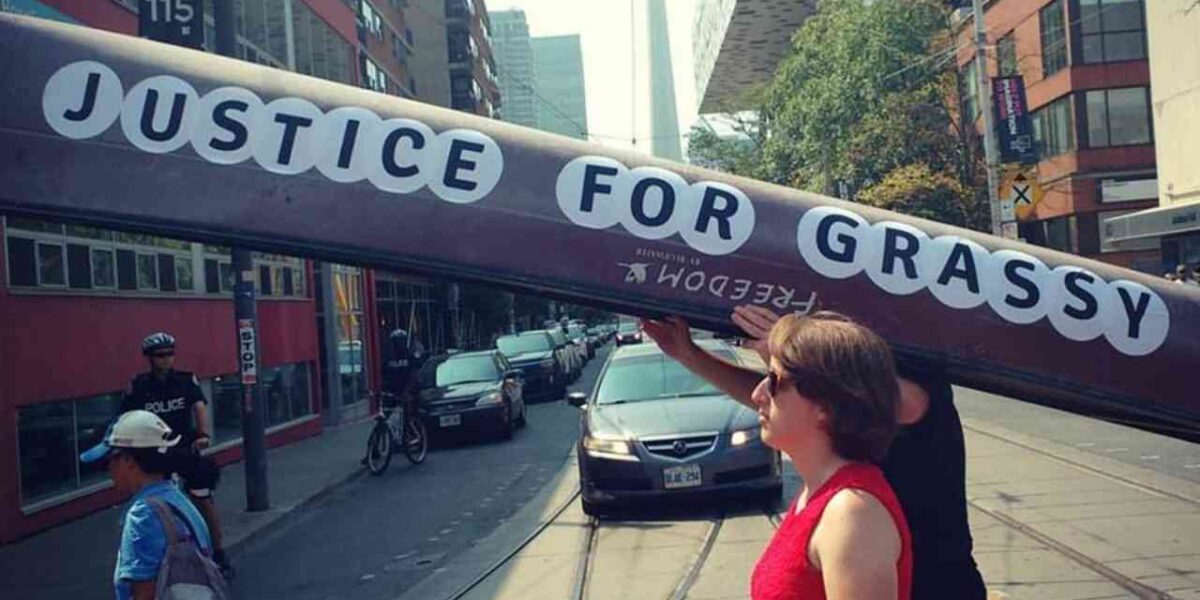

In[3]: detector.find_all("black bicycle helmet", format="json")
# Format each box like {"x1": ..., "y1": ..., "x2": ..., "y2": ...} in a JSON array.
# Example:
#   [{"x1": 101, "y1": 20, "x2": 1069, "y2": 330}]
[{"x1": 141, "y1": 332, "x2": 176, "y2": 355}]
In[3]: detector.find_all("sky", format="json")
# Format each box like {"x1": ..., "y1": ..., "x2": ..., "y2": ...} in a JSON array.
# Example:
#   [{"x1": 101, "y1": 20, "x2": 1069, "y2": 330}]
[{"x1": 484, "y1": 0, "x2": 699, "y2": 156}]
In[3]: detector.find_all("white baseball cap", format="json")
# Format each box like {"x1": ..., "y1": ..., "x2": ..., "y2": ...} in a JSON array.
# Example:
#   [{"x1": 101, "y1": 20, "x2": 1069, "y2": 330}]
[{"x1": 80, "y1": 410, "x2": 181, "y2": 463}]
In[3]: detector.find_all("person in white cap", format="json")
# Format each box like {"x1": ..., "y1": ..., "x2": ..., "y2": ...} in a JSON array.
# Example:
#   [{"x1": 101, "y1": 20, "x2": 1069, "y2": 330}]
[{"x1": 81, "y1": 410, "x2": 213, "y2": 600}]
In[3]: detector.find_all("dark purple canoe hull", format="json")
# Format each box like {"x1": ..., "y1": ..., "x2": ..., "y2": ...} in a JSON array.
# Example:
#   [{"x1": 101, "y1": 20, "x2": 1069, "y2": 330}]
[{"x1": 0, "y1": 15, "x2": 1195, "y2": 438}]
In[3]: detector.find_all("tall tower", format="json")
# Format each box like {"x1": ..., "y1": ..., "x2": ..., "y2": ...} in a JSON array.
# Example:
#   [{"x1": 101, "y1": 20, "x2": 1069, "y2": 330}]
[
  {"x1": 645, "y1": 0, "x2": 682, "y2": 160},
  {"x1": 532, "y1": 35, "x2": 589, "y2": 140},
  {"x1": 489, "y1": 10, "x2": 539, "y2": 129}
]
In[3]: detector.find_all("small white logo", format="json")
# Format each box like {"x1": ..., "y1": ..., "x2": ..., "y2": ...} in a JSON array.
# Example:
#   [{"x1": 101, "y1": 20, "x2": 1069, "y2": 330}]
[{"x1": 619, "y1": 263, "x2": 651, "y2": 284}]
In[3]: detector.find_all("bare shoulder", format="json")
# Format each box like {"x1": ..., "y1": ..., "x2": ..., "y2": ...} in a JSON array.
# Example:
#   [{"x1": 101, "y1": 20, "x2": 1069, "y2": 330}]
[
  {"x1": 814, "y1": 488, "x2": 901, "y2": 562},
  {"x1": 825, "y1": 488, "x2": 894, "y2": 526}
]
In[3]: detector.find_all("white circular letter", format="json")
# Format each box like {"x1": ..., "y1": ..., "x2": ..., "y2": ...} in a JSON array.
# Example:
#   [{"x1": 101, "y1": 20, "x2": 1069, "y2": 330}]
[
  {"x1": 252, "y1": 97, "x2": 322, "y2": 175},
  {"x1": 984, "y1": 250, "x2": 1050, "y2": 325},
  {"x1": 620, "y1": 167, "x2": 689, "y2": 241},
  {"x1": 1102, "y1": 280, "x2": 1169, "y2": 356},
  {"x1": 120, "y1": 75, "x2": 198, "y2": 154},
  {"x1": 43, "y1": 60, "x2": 124, "y2": 140},
  {"x1": 366, "y1": 118, "x2": 437, "y2": 194},
  {"x1": 796, "y1": 206, "x2": 868, "y2": 280},
  {"x1": 189, "y1": 86, "x2": 263, "y2": 165},
  {"x1": 1046, "y1": 265, "x2": 1107, "y2": 342},
  {"x1": 429, "y1": 129, "x2": 504, "y2": 204},
  {"x1": 924, "y1": 236, "x2": 990, "y2": 310},
  {"x1": 862, "y1": 221, "x2": 931, "y2": 296},
  {"x1": 556, "y1": 155, "x2": 628, "y2": 229},
  {"x1": 314, "y1": 106, "x2": 382, "y2": 183},
  {"x1": 681, "y1": 181, "x2": 756, "y2": 256}
]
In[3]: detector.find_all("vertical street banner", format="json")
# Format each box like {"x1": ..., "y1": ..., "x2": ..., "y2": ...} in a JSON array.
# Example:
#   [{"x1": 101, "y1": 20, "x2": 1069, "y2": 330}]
[
  {"x1": 138, "y1": 0, "x2": 204, "y2": 49},
  {"x1": 993, "y1": 76, "x2": 1037, "y2": 165}
]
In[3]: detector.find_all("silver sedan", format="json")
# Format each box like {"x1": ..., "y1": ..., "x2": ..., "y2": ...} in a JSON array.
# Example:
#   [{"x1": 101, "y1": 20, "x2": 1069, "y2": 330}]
[{"x1": 570, "y1": 340, "x2": 782, "y2": 516}]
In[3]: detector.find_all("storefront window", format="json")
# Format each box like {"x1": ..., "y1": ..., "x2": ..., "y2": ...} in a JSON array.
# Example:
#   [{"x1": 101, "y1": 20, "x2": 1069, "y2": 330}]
[
  {"x1": 262, "y1": 363, "x2": 314, "y2": 426},
  {"x1": 209, "y1": 375, "x2": 244, "y2": 444},
  {"x1": 17, "y1": 392, "x2": 123, "y2": 505},
  {"x1": 334, "y1": 266, "x2": 368, "y2": 406},
  {"x1": 18, "y1": 401, "x2": 76, "y2": 503}
]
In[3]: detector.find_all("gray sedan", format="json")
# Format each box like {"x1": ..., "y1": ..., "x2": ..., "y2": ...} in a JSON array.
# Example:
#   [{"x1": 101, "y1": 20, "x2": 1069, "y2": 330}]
[{"x1": 570, "y1": 340, "x2": 782, "y2": 516}]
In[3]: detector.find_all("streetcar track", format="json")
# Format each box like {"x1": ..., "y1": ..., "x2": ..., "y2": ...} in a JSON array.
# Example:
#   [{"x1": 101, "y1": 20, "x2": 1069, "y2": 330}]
[
  {"x1": 964, "y1": 423, "x2": 1200, "y2": 510},
  {"x1": 571, "y1": 516, "x2": 599, "y2": 600},
  {"x1": 445, "y1": 490, "x2": 747, "y2": 600},
  {"x1": 443, "y1": 486, "x2": 584, "y2": 600},
  {"x1": 667, "y1": 514, "x2": 724, "y2": 600}
]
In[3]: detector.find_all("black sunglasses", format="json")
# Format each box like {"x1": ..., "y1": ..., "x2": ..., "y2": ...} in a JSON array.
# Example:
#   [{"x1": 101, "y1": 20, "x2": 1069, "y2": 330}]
[
  {"x1": 150, "y1": 351, "x2": 175, "y2": 358},
  {"x1": 766, "y1": 371, "x2": 791, "y2": 397}
]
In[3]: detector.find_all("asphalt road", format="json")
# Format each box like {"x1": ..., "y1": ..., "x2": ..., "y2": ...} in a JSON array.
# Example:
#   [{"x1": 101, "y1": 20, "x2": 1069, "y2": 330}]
[{"x1": 229, "y1": 344, "x2": 611, "y2": 600}]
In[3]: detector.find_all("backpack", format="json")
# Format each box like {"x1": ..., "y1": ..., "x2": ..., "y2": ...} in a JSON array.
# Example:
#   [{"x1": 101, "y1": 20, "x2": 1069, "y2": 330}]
[{"x1": 145, "y1": 498, "x2": 230, "y2": 600}]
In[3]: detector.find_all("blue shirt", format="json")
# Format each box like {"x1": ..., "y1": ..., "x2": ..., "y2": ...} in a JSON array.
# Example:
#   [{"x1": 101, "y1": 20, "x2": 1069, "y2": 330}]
[{"x1": 114, "y1": 480, "x2": 213, "y2": 600}]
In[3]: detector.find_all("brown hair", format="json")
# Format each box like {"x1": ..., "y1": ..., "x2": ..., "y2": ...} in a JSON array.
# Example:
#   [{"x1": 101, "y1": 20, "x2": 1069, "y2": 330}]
[{"x1": 767, "y1": 311, "x2": 899, "y2": 463}]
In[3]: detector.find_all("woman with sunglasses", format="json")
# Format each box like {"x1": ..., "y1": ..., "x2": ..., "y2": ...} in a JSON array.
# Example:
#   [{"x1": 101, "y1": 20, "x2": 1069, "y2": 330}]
[{"x1": 644, "y1": 311, "x2": 911, "y2": 599}]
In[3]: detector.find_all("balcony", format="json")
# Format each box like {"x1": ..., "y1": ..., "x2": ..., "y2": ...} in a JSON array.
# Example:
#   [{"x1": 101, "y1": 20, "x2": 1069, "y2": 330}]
[
  {"x1": 447, "y1": 27, "x2": 477, "y2": 66},
  {"x1": 445, "y1": 0, "x2": 475, "y2": 20}
]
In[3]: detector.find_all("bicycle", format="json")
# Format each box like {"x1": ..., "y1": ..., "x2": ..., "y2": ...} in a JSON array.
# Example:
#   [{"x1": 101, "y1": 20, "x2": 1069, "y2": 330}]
[{"x1": 365, "y1": 390, "x2": 428, "y2": 475}]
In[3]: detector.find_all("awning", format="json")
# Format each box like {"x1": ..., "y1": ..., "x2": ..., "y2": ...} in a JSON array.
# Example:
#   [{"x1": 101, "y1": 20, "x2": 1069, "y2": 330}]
[{"x1": 1103, "y1": 201, "x2": 1200, "y2": 242}]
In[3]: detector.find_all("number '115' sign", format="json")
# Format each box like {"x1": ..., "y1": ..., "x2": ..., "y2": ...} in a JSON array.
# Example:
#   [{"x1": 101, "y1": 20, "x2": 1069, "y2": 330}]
[{"x1": 138, "y1": 0, "x2": 205, "y2": 49}]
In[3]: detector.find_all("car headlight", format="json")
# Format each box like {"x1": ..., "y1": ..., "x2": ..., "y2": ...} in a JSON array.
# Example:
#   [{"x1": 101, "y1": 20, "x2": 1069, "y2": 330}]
[
  {"x1": 730, "y1": 428, "x2": 761, "y2": 446},
  {"x1": 583, "y1": 434, "x2": 639, "y2": 461},
  {"x1": 475, "y1": 392, "x2": 503, "y2": 407}
]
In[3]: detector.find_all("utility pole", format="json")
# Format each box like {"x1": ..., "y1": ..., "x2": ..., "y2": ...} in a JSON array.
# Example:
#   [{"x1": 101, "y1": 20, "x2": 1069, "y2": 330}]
[
  {"x1": 214, "y1": 0, "x2": 269, "y2": 512},
  {"x1": 971, "y1": 0, "x2": 1004, "y2": 237}
]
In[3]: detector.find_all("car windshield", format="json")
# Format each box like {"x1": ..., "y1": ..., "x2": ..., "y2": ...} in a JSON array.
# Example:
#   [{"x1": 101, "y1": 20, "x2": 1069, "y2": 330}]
[
  {"x1": 568, "y1": 325, "x2": 585, "y2": 339},
  {"x1": 496, "y1": 334, "x2": 550, "y2": 356},
  {"x1": 435, "y1": 355, "x2": 499, "y2": 386},
  {"x1": 618, "y1": 322, "x2": 638, "y2": 333},
  {"x1": 595, "y1": 351, "x2": 735, "y2": 404}
]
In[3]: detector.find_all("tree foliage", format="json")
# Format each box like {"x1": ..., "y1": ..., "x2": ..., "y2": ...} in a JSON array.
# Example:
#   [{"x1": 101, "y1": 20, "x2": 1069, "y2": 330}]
[{"x1": 693, "y1": 0, "x2": 990, "y2": 230}]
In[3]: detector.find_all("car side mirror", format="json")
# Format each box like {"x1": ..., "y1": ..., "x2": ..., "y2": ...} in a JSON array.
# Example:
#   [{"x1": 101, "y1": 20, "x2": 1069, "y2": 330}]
[
  {"x1": 504, "y1": 369, "x2": 521, "y2": 379},
  {"x1": 567, "y1": 392, "x2": 587, "y2": 408}
]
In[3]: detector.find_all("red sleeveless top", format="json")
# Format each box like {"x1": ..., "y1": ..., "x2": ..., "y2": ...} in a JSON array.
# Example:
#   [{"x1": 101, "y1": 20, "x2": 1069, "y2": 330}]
[{"x1": 751, "y1": 463, "x2": 912, "y2": 600}]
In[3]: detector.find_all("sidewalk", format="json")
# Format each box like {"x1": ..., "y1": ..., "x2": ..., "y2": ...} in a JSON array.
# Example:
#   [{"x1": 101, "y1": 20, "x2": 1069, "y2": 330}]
[
  {"x1": 0, "y1": 417, "x2": 373, "y2": 600},
  {"x1": 963, "y1": 417, "x2": 1200, "y2": 599}
]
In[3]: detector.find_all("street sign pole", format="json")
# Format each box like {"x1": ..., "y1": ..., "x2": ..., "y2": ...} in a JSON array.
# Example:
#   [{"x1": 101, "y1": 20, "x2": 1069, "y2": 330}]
[
  {"x1": 214, "y1": 0, "x2": 269, "y2": 511},
  {"x1": 972, "y1": 0, "x2": 1004, "y2": 238}
]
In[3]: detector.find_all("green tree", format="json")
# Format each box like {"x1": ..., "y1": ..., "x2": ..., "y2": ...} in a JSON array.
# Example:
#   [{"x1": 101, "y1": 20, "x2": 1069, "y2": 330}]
[{"x1": 695, "y1": 0, "x2": 990, "y2": 230}]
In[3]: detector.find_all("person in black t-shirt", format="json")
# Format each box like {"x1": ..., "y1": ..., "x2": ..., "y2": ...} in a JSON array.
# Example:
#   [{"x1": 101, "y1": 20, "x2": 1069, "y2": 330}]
[
  {"x1": 642, "y1": 307, "x2": 986, "y2": 600},
  {"x1": 121, "y1": 331, "x2": 233, "y2": 578}
]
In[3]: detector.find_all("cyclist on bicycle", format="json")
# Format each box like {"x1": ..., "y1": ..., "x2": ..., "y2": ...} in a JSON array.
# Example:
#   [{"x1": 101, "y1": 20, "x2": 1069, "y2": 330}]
[{"x1": 382, "y1": 328, "x2": 425, "y2": 408}]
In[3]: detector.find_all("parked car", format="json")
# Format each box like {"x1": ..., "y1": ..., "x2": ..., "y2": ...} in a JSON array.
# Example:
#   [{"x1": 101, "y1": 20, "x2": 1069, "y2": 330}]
[
  {"x1": 547, "y1": 327, "x2": 581, "y2": 382},
  {"x1": 570, "y1": 340, "x2": 782, "y2": 516},
  {"x1": 496, "y1": 330, "x2": 565, "y2": 401},
  {"x1": 418, "y1": 350, "x2": 526, "y2": 441},
  {"x1": 567, "y1": 323, "x2": 594, "y2": 361},
  {"x1": 614, "y1": 321, "x2": 643, "y2": 346}
]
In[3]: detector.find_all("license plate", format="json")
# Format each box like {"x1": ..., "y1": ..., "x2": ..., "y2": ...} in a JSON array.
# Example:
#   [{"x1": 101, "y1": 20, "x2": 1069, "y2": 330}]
[
  {"x1": 439, "y1": 414, "x2": 461, "y2": 427},
  {"x1": 663, "y1": 464, "x2": 703, "y2": 489}
]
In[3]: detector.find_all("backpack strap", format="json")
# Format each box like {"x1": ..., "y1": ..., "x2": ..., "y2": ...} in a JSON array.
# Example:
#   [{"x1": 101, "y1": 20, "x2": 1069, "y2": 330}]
[{"x1": 145, "y1": 497, "x2": 179, "y2": 546}]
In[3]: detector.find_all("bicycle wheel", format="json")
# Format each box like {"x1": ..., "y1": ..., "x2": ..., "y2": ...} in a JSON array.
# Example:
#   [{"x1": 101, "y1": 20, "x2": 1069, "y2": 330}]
[
  {"x1": 366, "y1": 422, "x2": 392, "y2": 475},
  {"x1": 402, "y1": 416, "x2": 428, "y2": 465}
]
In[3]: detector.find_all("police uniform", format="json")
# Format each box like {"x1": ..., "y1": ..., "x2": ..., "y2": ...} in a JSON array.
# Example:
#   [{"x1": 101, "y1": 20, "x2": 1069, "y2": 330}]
[{"x1": 121, "y1": 370, "x2": 220, "y2": 498}]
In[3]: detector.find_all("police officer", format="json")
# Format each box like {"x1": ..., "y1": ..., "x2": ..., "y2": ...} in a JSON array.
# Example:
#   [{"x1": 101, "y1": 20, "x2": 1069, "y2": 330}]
[
  {"x1": 382, "y1": 328, "x2": 425, "y2": 407},
  {"x1": 121, "y1": 332, "x2": 234, "y2": 578}
]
